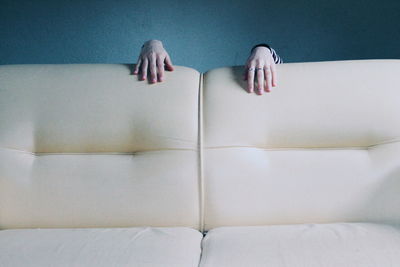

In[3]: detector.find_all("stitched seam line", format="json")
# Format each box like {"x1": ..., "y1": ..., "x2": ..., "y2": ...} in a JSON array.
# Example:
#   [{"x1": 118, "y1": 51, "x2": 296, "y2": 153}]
[
  {"x1": 198, "y1": 72, "x2": 205, "y2": 233},
  {"x1": 0, "y1": 148, "x2": 196, "y2": 156},
  {"x1": 204, "y1": 139, "x2": 400, "y2": 151}
]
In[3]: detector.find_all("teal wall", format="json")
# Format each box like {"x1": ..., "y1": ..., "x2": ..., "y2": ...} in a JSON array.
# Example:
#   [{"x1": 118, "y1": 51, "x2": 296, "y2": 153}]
[{"x1": 1, "y1": 0, "x2": 399, "y2": 72}]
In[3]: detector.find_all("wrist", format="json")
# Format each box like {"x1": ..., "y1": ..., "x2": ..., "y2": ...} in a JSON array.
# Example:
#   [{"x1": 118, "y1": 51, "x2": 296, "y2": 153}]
[
  {"x1": 142, "y1": 40, "x2": 163, "y2": 49},
  {"x1": 253, "y1": 46, "x2": 271, "y2": 54},
  {"x1": 252, "y1": 46, "x2": 273, "y2": 59},
  {"x1": 251, "y1": 43, "x2": 272, "y2": 54}
]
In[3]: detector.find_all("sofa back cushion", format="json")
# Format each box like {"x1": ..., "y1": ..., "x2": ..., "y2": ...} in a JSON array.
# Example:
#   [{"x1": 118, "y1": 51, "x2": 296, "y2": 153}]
[
  {"x1": 202, "y1": 60, "x2": 400, "y2": 230},
  {"x1": 0, "y1": 64, "x2": 201, "y2": 229}
]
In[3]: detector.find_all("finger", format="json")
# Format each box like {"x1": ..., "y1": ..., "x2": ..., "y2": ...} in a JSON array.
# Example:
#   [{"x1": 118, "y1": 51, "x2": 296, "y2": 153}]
[
  {"x1": 271, "y1": 63, "x2": 278, "y2": 87},
  {"x1": 256, "y1": 67, "x2": 264, "y2": 95},
  {"x1": 157, "y1": 56, "x2": 165, "y2": 82},
  {"x1": 149, "y1": 54, "x2": 157, "y2": 83},
  {"x1": 264, "y1": 67, "x2": 272, "y2": 93},
  {"x1": 133, "y1": 58, "x2": 141, "y2": 75},
  {"x1": 140, "y1": 58, "x2": 148, "y2": 80},
  {"x1": 247, "y1": 67, "x2": 255, "y2": 93},
  {"x1": 165, "y1": 54, "x2": 174, "y2": 71}
]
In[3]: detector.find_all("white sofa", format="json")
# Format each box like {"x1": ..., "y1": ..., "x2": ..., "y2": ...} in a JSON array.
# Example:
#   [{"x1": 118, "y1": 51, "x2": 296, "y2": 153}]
[{"x1": 1, "y1": 60, "x2": 400, "y2": 266}]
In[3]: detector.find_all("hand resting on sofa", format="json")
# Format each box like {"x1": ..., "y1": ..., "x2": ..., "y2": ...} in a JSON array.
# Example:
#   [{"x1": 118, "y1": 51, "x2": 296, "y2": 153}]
[
  {"x1": 243, "y1": 44, "x2": 282, "y2": 95},
  {"x1": 133, "y1": 39, "x2": 174, "y2": 83},
  {"x1": 133, "y1": 40, "x2": 283, "y2": 95}
]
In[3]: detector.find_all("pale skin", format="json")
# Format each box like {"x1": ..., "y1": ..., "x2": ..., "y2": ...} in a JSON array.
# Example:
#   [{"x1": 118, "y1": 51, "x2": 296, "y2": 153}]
[
  {"x1": 243, "y1": 46, "x2": 278, "y2": 95},
  {"x1": 133, "y1": 40, "x2": 277, "y2": 94},
  {"x1": 133, "y1": 40, "x2": 173, "y2": 83}
]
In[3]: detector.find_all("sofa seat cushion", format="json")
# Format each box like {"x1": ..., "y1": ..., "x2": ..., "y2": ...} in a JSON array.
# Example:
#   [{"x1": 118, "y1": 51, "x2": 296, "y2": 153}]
[
  {"x1": 0, "y1": 227, "x2": 202, "y2": 267},
  {"x1": 199, "y1": 223, "x2": 400, "y2": 267}
]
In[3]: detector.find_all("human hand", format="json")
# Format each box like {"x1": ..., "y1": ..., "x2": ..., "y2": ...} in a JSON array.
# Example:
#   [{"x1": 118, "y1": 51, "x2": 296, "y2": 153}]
[
  {"x1": 133, "y1": 40, "x2": 174, "y2": 83},
  {"x1": 243, "y1": 46, "x2": 277, "y2": 95}
]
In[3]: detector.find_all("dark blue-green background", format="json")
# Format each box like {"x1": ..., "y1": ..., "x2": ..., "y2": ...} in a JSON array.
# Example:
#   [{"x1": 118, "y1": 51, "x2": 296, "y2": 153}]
[{"x1": 1, "y1": 0, "x2": 399, "y2": 72}]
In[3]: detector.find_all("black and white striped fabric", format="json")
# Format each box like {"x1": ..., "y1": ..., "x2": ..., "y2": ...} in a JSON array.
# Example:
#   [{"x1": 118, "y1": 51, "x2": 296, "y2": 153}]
[{"x1": 269, "y1": 47, "x2": 283, "y2": 64}]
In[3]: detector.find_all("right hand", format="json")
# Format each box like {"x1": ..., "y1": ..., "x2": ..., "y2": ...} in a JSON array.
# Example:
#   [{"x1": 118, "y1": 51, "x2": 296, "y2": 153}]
[
  {"x1": 133, "y1": 40, "x2": 174, "y2": 83},
  {"x1": 243, "y1": 46, "x2": 278, "y2": 95}
]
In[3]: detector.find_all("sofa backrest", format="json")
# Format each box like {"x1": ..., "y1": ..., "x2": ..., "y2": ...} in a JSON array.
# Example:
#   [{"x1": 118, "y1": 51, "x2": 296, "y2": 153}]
[
  {"x1": 0, "y1": 64, "x2": 201, "y2": 229},
  {"x1": 1, "y1": 60, "x2": 399, "y2": 232},
  {"x1": 202, "y1": 60, "x2": 400, "y2": 230}
]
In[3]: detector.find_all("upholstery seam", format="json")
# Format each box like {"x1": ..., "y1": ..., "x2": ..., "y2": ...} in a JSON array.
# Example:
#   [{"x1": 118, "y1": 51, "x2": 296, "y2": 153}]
[
  {"x1": 198, "y1": 72, "x2": 205, "y2": 233},
  {"x1": 0, "y1": 148, "x2": 196, "y2": 156},
  {"x1": 205, "y1": 146, "x2": 368, "y2": 151},
  {"x1": 204, "y1": 139, "x2": 400, "y2": 151}
]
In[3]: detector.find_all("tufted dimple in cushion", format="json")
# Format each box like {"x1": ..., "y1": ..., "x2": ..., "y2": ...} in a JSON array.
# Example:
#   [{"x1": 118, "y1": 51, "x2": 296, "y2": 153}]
[
  {"x1": 0, "y1": 227, "x2": 202, "y2": 267},
  {"x1": 199, "y1": 223, "x2": 400, "y2": 267}
]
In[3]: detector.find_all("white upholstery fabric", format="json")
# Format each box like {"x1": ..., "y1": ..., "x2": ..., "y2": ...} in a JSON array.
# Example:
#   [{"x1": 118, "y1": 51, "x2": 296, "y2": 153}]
[
  {"x1": 0, "y1": 64, "x2": 201, "y2": 229},
  {"x1": 203, "y1": 60, "x2": 400, "y2": 148},
  {"x1": 0, "y1": 149, "x2": 199, "y2": 228},
  {"x1": 200, "y1": 223, "x2": 400, "y2": 267},
  {"x1": 203, "y1": 142, "x2": 400, "y2": 229},
  {"x1": 0, "y1": 227, "x2": 202, "y2": 267},
  {"x1": 0, "y1": 64, "x2": 200, "y2": 153},
  {"x1": 202, "y1": 60, "x2": 400, "y2": 229},
  {"x1": 1, "y1": 60, "x2": 400, "y2": 265}
]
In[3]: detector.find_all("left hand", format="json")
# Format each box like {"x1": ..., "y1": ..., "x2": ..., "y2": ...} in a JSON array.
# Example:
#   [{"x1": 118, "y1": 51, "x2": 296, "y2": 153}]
[{"x1": 243, "y1": 46, "x2": 278, "y2": 95}]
